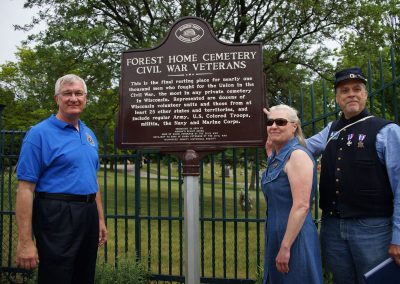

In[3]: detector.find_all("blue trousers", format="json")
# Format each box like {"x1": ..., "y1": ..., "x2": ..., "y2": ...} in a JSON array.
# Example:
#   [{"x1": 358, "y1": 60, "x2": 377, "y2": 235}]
[
  {"x1": 33, "y1": 197, "x2": 99, "y2": 284},
  {"x1": 320, "y1": 214, "x2": 392, "y2": 284}
]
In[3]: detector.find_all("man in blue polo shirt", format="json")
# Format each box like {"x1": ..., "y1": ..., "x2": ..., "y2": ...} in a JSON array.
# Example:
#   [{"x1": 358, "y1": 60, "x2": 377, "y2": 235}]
[{"x1": 15, "y1": 74, "x2": 107, "y2": 284}]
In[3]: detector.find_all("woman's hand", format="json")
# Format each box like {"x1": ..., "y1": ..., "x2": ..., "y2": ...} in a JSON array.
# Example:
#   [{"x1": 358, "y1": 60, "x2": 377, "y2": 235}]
[
  {"x1": 263, "y1": 108, "x2": 273, "y2": 157},
  {"x1": 265, "y1": 136, "x2": 273, "y2": 157},
  {"x1": 276, "y1": 245, "x2": 290, "y2": 274}
]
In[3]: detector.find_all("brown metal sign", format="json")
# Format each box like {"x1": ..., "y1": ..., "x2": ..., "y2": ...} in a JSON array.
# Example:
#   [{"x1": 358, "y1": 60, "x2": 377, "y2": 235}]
[{"x1": 117, "y1": 16, "x2": 266, "y2": 151}]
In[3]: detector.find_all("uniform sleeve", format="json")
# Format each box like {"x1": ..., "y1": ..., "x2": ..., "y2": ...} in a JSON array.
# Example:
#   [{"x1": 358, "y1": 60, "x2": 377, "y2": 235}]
[
  {"x1": 376, "y1": 123, "x2": 400, "y2": 245},
  {"x1": 305, "y1": 123, "x2": 332, "y2": 157}
]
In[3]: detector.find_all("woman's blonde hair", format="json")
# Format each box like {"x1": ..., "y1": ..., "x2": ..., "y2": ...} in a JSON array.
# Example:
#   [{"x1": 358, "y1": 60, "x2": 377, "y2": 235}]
[{"x1": 269, "y1": 104, "x2": 306, "y2": 147}]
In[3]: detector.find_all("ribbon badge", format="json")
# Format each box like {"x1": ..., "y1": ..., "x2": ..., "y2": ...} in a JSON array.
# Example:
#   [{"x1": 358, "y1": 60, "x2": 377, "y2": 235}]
[
  {"x1": 357, "y1": 134, "x2": 366, "y2": 148},
  {"x1": 347, "y1": 134, "x2": 354, "y2": 146}
]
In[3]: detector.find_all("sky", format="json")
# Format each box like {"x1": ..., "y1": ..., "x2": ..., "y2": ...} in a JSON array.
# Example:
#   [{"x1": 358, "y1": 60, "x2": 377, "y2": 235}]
[{"x1": 0, "y1": 0, "x2": 44, "y2": 64}]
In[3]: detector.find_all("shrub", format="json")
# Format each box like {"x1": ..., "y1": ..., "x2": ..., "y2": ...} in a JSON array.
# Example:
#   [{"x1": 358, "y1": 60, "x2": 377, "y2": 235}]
[
  {"x1": 95, "y1": 258, "x2": 151, "y2": 284},
  {"x1": 23, "y1": 258, "x2": 150, "y2": 284}
]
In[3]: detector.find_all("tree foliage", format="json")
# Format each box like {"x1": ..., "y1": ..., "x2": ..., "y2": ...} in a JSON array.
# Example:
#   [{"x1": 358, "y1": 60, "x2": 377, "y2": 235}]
[
  {"x1": 2, "y1": 0, "x2": 399, "y2": 138},
  {"x1": 337, "y1": 0, "x2": 400, "y2": 66},
  {"x1": 332, "y1": 0, "x2": 400, "y2": 121},
  {"x1": 1, "y1": 0, "x2": 399, "y2": 193},
  {"x1": 1, "y1": 0, "x2": 365, "y2": 128}
]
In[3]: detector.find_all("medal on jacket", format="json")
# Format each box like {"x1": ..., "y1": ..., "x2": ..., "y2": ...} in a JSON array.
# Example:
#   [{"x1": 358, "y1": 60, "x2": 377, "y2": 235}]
[
  {"x1": 357, "y1": 134, "x2": 366, "y2": 148},
  {"x1": 346, "y1": 134, "x2": 354, "y2": 146}
]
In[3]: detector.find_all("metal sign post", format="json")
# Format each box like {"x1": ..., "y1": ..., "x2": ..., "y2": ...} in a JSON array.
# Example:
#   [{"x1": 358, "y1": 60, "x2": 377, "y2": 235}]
[{"x1": 182, "y1": 150, "x2": 201, "y2": 284}]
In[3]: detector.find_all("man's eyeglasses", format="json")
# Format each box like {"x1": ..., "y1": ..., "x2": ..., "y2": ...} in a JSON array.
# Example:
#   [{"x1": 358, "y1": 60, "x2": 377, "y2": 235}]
[
  {"x1": 59, "y1": 91, "x2": 86, "y2": 97},
  {"x1": 266, "y1": 118, "x2": 294, "y2": 127}
]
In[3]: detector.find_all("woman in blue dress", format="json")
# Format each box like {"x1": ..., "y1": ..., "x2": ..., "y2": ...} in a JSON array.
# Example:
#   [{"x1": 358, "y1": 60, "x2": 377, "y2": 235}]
[{"x1": 261, "y1": 104, "x2": 323, "y2": 284}]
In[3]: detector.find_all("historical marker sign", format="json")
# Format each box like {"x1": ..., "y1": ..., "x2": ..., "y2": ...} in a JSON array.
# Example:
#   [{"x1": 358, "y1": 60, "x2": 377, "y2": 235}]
[{"x1": 117, "y1": 16, "x2": 266, "y2": 151}]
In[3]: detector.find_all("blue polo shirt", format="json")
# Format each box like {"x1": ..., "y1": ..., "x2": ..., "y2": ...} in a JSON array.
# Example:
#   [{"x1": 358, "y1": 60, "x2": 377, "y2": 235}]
[{"x1": 17, "y1": 115, "x2": 99, "y2": 195}]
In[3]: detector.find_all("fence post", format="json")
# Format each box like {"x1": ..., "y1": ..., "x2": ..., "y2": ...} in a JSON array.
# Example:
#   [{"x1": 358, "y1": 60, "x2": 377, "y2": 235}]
[
  {"x1": 135, "y1": 151, "x2": 142, "y2": 260},
  {"x1": 0, "y1": 104, "x2": 4, "y2": 125},
  {"x1": 0, "y1": 104, "x2": 5, "y2": 188},
  {"x1": 390, "y1": 48, "x2": 399, "y2": 123},
  {"x1": 0, "y1": 104, "x2": 5, "y2": 167},
  {"x1": 0, "y1": 104, "x2": 4, "y2": 268}
]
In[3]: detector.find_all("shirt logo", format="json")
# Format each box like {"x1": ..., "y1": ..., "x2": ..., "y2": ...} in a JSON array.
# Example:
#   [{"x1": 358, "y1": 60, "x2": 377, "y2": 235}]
[{"x1": 86, "y1": 133, "x2": 95, "y2": 146}]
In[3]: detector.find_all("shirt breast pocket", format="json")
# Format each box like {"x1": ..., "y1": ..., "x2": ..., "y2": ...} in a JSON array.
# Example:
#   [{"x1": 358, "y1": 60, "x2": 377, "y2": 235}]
[{"x1": 262, "y1": 166, "x2": 281, "y2": 185}]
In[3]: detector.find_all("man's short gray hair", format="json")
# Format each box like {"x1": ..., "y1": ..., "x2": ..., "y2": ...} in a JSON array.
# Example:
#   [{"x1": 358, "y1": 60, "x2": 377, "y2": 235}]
[{"x1": 55, "y1": 74, "x2": 87, "y2": 96}]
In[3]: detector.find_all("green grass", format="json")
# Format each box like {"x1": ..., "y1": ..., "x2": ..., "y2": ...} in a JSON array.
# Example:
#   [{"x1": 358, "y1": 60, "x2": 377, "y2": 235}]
[
  {"x1": 97, "y1": 162, "x2": 266, "y2": 281},
  {"x1": 23, "y1": 258, "x2": 151, "y2": 284},
  {"x1": 1, "y1": 161, "x2": 327, "y2": 282}
]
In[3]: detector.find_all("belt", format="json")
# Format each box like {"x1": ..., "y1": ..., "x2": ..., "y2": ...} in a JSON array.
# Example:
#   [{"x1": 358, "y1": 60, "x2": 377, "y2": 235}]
[{"x1": 35, "y1": 192, "x2": 96, "y2": 203}]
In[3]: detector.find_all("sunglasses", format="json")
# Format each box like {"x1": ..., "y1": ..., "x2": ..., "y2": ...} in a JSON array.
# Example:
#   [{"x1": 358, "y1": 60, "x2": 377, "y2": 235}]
[{"x1": 266, "y1": 118, "x2": 293, "y2": 126}]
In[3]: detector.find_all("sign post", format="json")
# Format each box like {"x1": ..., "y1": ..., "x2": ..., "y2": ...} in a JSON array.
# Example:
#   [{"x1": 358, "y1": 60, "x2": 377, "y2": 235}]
[
  {"x1": 117, "y1": 16, "x2": 266, "y2": 283},
  {"x1": 182, "y1": 150, "x2": 200, "y2": 284}
]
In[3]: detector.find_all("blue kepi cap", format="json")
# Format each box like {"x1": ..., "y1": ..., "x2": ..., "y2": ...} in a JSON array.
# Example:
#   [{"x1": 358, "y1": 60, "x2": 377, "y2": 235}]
[{"x1": 334, "y1": 67, "x2": 367, "y2": 89}]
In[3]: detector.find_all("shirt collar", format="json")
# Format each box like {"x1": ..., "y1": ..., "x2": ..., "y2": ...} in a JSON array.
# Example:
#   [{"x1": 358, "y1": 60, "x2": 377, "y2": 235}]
[
  {"x1": 337, "y1": 108, "x2": 370, "y2": 128},
  {"x1": 49, "y1": 114, "x2": 84, "y2": 130},
  {"x1": 270, "y1": 137, "x2": 299, "y2": 163}
]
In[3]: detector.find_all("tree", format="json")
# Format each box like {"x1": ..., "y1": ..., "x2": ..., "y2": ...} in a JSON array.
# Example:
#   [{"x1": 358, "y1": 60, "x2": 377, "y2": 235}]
[
  {"x1": 0, "y1": 0, "x2": 371, "y2": 191},
  {"x1": 12, "y1": 0, "x2": 362, "y2": 102},
  {"x1": 335, "y1": 0, "x2": 400, "y2": 120}
]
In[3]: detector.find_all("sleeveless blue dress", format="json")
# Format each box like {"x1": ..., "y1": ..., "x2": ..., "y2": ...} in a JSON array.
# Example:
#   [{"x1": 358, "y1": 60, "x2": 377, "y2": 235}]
[{"x1": 261, "y1": 137, "x2": 323, "y2": 284}]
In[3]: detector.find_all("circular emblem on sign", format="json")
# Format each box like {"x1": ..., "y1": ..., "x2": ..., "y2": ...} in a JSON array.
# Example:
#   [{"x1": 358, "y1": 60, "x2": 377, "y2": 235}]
[{"x1": 175, "y1": 23, "x2": 204, "y2": 43}]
